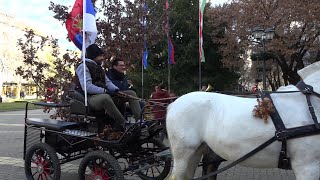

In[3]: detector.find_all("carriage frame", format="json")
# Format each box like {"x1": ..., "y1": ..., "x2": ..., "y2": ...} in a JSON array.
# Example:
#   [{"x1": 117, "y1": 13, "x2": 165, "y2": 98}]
[{"x1": 23, "y1": 100, "x2": 171, "y2": 180}]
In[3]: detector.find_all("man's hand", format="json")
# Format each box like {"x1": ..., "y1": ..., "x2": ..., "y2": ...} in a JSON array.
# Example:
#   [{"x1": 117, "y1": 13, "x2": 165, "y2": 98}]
[{"x1": 104, "y1": 88, "x2": 120, "y2": 96}]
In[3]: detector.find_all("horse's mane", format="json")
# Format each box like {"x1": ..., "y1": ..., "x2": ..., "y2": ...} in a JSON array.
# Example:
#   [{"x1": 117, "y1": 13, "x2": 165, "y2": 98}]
[{"x1": 298, "y1": 61, "x2": 320, "y2": 80}]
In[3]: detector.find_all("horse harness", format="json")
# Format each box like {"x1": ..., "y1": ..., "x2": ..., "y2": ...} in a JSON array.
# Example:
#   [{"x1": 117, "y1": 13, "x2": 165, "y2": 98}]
[
  {"x1": 263, "y1": 80, "x2": 320, "y2": 170},
  {"x1": 194, "y1": 80, "x2": 320, "y2": 180}
]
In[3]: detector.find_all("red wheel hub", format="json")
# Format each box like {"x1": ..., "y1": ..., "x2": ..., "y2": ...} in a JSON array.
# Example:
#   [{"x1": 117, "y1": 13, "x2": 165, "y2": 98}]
[
  {"x1": 31, "y1": 153, "x2": 51, "y2": 180},
  {"x1": 89, "y1": 164, "x2": 110, "y2": 180}
]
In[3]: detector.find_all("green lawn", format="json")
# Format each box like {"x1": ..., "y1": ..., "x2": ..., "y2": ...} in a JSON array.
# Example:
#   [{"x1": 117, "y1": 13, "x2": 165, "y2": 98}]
[{"x1": 0, "y1": 101, "x2": 40, "y2": 112}]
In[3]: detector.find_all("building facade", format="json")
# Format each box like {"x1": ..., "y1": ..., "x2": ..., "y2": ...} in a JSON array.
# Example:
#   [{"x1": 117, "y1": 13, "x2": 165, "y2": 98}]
[{"x1": 0, "y1": 12, "x2": 47, "y2": 100}]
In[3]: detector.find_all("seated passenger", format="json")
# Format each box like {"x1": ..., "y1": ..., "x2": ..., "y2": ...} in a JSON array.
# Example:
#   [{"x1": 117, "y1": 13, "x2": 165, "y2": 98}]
[
  {"x1": 73, "y1": 44, "x2": 126, "y2": 132},
  {"x1": 106, "y1": 58, "x2": 142, "y2": 121}
]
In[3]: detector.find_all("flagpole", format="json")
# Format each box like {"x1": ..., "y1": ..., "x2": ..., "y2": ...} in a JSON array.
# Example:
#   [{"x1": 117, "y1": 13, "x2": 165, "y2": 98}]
[
  {"x1": 199, "y1": 58, "x2": 202, "y2": 90},
  {"x1": 199, "y1": 0, "x2": 206, "y2": 90},
  {"x1": 142, "y1": 55, "x2": 144, "y2": 99},
  {"x1": 166, "y1": 0, "x2": 171, "y2": 92},
  {"x1": 141, "y1": 0, "x2": 145, "y2": 99},
  {"x1": 167, "y1": 18, "x2": 171, "y2": 92},
  {"x1": 199, "y1": 0, "x2": 201, "y2": 90},
  {"x1": 199, "y1": 7, "x2": 202, "y2": 91},
  {"x1": 82, "y1": 0, "x2": 88, "y2": 109},
  {"x1": 168, "y1": 57, "x2": 171, "y2": 92}
]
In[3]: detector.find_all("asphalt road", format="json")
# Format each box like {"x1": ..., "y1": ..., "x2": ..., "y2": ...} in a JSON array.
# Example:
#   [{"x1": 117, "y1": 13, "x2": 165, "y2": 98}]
[{"x1": 0, "y1": 109, "x2": 295, "y2": 180}]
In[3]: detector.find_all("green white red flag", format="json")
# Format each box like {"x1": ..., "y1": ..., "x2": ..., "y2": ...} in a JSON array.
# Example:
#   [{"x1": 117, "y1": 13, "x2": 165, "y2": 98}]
[{"x1": 199, "y1": 0, "x2": 206, "y2": 62}]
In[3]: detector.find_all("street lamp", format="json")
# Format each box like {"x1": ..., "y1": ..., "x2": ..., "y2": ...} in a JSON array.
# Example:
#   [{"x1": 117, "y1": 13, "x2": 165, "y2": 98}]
[{"x1": 252, "y1": 26, "x2": 274, "y2": 90}]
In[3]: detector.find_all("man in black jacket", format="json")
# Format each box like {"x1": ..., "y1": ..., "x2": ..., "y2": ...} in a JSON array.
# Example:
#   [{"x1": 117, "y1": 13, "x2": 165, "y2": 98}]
[
  {"x1": 107, "y1": 58, "x2": 142, "y2": 121},
  {"x1": 74, "y1": 44, "x2": 126, "y2": 131}
]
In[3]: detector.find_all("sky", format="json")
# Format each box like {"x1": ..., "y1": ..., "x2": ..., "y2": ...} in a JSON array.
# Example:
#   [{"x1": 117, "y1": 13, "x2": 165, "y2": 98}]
[
  {"x1": 0, "y1": 0, "x2": 75, "y2": 50},
  {"x1": 0, "y1": 0, "x2": 228, "y2": 51}
]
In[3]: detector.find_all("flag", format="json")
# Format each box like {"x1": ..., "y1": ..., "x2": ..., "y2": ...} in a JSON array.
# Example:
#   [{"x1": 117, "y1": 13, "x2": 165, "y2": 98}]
[
  {"x1": 165, "y1": 0, "x2": 169, "y2": 9},
  {"x1": 66, "y1": 0, "x2": 97, "y2": 49},
  {"x1": 142, "y1": 43, "x2": 148, "y2": 69},
  {"x1": 165, "y1": 0, "x2": 175, "y2": 64},
  {"x1": 167, "y1": 36, "x2": 175, "y2": 64},
  {"x1": 141, "y1": 1, "x2": 148, "y2": 69},
  {"x1": 199, "y1": 0, "x2": 206, "y2": 62}
]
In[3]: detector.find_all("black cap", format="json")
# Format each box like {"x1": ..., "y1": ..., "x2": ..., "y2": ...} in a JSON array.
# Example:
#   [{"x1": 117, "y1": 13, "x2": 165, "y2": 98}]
[{"x1": 86, "y1": 44, "x2": 104, "y2": 60}]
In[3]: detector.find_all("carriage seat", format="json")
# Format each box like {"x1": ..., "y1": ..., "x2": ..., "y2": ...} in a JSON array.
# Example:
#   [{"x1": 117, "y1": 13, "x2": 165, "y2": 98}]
[
  {"x1": 26, "y1": 118, "x2": 80, "y2": 131},
  {"x1": 67, "y1": 89, "x2": 127, "y2": 120},
  {"x1": 68, "y1": 90, "x2": 93, "y2": 116},
  {"x1": 66, "y1": 89, "x2": 132, "y2": 134}
]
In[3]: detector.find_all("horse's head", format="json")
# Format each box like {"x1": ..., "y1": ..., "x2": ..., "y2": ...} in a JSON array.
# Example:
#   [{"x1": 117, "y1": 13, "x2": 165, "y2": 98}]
[{"x1": 298, "y1": 61, "x2": 320, "y2": 94}]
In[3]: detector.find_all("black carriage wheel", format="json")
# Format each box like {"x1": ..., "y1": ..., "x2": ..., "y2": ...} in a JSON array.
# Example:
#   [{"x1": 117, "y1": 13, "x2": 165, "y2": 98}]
[
  {"x1": 25, "y1": 143, "x2": 61, "y2": 180},
  {"x1": 78, "y1": 151, "x2": 124, "y2": 180},
  {"x1": 136, "y1": 138, "x2": 171, "y2": 180}
]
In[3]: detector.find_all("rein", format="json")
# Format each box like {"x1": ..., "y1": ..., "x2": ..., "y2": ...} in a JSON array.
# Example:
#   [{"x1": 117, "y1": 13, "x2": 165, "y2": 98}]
[
  {"x1": 116, "y1": 92, "x2": 178, "y2": 107},
  {"x1": 194, "y1": 136, "x2": 277, "y2": 180}
]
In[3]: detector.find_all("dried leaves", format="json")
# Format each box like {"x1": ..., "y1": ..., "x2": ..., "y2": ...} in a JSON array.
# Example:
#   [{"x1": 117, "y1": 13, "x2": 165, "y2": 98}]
[
  {"x1": 98, "y1": 125, "x2": 123, "y2": 141},
  {"x1": 253, "y1": 97, "x2": 274, "y2": 123}
]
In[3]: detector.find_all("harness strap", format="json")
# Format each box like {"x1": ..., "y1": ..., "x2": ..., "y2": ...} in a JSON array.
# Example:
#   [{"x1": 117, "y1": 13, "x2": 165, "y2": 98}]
[
  {"x1": 278, "y1": 141, "x2": 291, "y2": 170},
  {"x1": 296, "y1": 80, "x2": 320, "y2": 99},
  {"x1": 276, "y1": 124, "x2": 320, "y2": 140},
  {"x1": 296, "y1": 81, "x2": 320, "y2": 129},
  {"x1": 262, "y1": 92, "x2": 286, "y2": 131},
  {"x1": 193, "y1": 136, "x2": 277, "y2": 180},
  {"x1": 306, "y1": 94, "x2": 320, "y2": 129},
  {"x1": 255, "y1": 91, "x2": 293, "y2": 170}
]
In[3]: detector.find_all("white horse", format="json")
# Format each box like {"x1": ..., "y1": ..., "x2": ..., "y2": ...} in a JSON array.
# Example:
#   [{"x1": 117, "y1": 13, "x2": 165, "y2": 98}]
[{"x1": 166, "y1": 61, "x2": 320, "y2": 180}]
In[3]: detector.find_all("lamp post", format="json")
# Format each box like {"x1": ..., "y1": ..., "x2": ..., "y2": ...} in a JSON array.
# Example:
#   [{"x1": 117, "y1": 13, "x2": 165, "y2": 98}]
[{"x1": 252, "y1": 26, "x2": 274, "y2": 90}]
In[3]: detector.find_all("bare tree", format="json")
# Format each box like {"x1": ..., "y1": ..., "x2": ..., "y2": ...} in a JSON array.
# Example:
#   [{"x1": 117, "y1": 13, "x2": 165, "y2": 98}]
[{"x1": 207, "y1": 0, "x2": 320, "y2": 84}]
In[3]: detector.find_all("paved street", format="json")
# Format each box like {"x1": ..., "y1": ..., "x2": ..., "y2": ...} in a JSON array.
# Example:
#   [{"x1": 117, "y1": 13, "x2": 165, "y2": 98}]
[{"x1": 0, "y1": 109, "x2": 295, "y2": 180}]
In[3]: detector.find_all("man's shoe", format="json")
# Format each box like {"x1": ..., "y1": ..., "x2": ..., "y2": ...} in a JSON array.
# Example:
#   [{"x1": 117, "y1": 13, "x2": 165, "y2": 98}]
[{"x1": 114, "y1": 123, "x2": 126, "y2": 132}]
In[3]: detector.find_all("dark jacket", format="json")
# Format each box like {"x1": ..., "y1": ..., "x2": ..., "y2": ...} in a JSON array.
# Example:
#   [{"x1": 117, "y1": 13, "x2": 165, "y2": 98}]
[
  {"x1": 74, "y1": 61, "x2": 106, "y2": 94},
  {"x1": 106, "y1": 69, "x2": 129, "y2": 91}
]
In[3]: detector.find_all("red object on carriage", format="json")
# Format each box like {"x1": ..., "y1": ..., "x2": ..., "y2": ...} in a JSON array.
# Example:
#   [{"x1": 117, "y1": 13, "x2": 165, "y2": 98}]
[{"x1": 150, "y1": 87, "x2": 171, "y2": 121}]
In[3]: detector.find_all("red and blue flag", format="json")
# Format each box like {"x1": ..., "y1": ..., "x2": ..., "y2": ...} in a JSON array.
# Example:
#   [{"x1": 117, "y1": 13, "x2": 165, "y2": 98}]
[
  {"x1": 167, "y1": 37, "x2": 175, "y2": 64},
  {"x1": 66, "y1": 0, "x2": 97, "y2": 49},
  {"x1": 165, "y1": 0, "x2": 175, "y2": 64}
]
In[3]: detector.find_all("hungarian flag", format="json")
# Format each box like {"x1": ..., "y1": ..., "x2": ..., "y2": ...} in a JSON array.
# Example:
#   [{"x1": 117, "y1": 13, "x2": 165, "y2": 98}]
[
  {"x1": 199, "y1": 0, "x2": 206, "y2": 62},
  {"x1": 66, "y1": 0, "x2": 97, "y2": 49}
]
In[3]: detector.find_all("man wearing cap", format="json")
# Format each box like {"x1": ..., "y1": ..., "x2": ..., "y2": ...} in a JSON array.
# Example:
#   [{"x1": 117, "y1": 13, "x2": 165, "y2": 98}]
[{"x1": 73, "y1": 44, "x2": 126, "y2": 131}]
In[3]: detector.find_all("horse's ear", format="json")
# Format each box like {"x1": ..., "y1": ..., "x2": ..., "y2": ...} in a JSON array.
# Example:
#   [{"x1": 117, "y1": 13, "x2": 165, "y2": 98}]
[{"x1": 298, "y1": 61, "x2": 320, "y2": 80}]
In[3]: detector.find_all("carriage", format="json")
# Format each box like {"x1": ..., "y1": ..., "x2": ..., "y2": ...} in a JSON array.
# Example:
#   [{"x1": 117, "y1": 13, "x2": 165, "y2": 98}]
[{"x1": 23, "y1": 89, "x2": 172, "y2": 180}]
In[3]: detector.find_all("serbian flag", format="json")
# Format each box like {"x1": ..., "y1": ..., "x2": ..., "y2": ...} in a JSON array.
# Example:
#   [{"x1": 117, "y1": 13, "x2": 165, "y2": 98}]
[
  {"x1": 199, "y1": 0, "x2": 206, "y2": 62},
  {"x1": 66, "y1": 0, "x2": 97, "y2": 49},
  {"x1": 142, "y1": 43, "x2": 148, "y2": 69}
]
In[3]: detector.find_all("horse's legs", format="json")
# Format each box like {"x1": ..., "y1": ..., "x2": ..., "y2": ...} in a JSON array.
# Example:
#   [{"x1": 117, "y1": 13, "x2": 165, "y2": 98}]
[
  {"x1": 202, "y1": 147, "x2": 225, "y2": 180},
  {"x1": 185, "y1": 144, "x2": 207, "y2": 178},
  {"x1": 292, "y1": 161, "x2": 319, "y2": 180},
  {"x1": 170, "y1": 145, "x2": 197, "y2": 180},
  {"x1": 169, "y1": 133, "x2": 204, "y2": 180}
]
